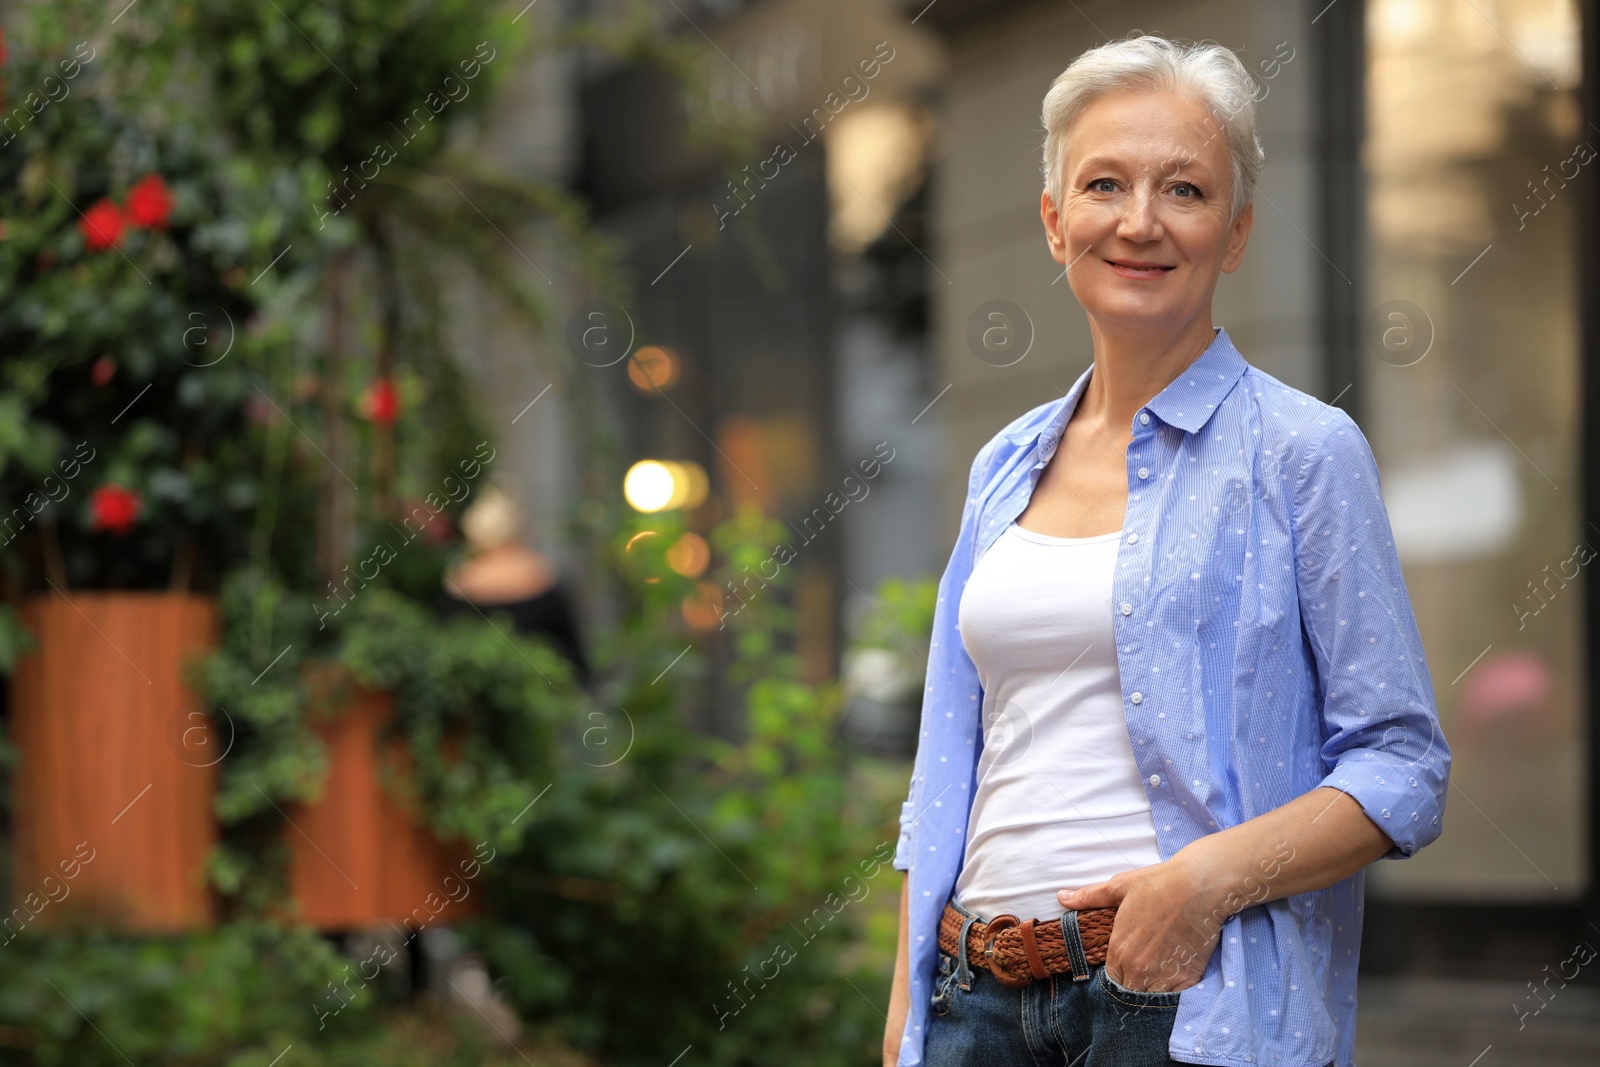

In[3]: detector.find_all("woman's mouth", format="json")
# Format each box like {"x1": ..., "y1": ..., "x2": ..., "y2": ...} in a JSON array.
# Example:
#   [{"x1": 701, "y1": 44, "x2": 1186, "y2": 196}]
[{"x1": 1105, "y1": 259, "x2": 1175, "y2": 279}]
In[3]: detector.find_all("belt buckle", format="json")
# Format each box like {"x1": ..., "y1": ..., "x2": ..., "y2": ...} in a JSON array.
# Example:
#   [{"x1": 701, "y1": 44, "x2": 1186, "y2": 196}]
[{"x1": 981, "y1": 914, "x2": 1032, "y2": 989}]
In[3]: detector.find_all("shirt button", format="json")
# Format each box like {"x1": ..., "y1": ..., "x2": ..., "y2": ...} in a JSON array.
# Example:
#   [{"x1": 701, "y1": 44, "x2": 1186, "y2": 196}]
[
  {"x1": 1138, "y1": 412, "x2": 1151, "y2": 425},
  {"x1": 1126, "y1": 533, "x2": 1138, "y2": 544},
  {"x1": 1137, "y1": 467, "x2": 1150, "y2": 479},
  {"x1": 1130, "y1": 691, "x2": 1143, "y2": 704},
  {"x1": 1120, "y1": 602, "x2": 1132, "y2": 615},
  {"x1": 1149, "y1": 774, "x2": 1162, "y2": 787}
]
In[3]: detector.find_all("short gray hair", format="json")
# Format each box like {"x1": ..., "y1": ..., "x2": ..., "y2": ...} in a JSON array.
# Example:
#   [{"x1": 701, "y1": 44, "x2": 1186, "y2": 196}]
[{"x1": 1041, "y1": 34, "x2": 1265, "y2": 223}]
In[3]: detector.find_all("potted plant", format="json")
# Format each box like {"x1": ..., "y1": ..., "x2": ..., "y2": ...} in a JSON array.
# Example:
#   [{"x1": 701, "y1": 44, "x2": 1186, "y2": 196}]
[
  {"x1": 150, "y1": 0, "x2": 624, "y2": 930},
  {"x1": 0, "y1": 24, "x2": 306, "y2": 930}
]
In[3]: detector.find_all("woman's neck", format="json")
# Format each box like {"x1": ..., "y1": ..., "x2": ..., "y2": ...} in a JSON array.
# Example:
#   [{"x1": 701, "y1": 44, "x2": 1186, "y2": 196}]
[{"x1": 1077, "y1": 316, "x2": 1218, "y2": 432}]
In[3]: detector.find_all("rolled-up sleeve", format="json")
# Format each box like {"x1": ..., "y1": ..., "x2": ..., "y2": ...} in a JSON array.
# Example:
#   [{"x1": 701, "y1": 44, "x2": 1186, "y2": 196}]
[
  {"x1": 1292, "y1": 408, "x2": 1451, "y2": 859},
  {"x1": 892, "y1": 799, "x2": 916, "y2": 871}
]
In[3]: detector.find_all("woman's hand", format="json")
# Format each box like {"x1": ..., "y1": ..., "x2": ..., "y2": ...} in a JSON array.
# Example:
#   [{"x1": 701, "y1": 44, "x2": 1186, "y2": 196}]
[
  {"x1": 1057, "y1": 787, "x2": 1395, "y2": 993},
  {"x1": 1056, "y1": 852, "x2": 1229, "y2": 993}
]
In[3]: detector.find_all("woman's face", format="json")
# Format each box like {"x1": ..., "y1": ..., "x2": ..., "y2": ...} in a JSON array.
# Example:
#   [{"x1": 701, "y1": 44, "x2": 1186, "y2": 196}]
[{"x1": 1042, "y1": 88, "x2": 1253, "y2": 335}]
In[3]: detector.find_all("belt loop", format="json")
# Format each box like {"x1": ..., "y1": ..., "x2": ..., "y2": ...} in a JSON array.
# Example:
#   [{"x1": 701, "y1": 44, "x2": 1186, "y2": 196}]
[
  {"x1": 955, "y1": 914, "x2": 979, "y2": 992},
  {"x1": 1059, "y1": 909, "x2": 1092, "y2": 982}
]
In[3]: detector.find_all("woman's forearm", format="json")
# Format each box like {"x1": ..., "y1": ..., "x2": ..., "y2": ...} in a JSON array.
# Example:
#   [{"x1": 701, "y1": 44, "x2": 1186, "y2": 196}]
[
  {"x1": 884, "y1": 874, "x2": 910, "y2": 1066},
  {"x1": 1058, "y1": 785, "x2": 1397, "y2": 990},
  {"x1": 1173, "y1": 785, "x2": 1393, "y2": 915}
]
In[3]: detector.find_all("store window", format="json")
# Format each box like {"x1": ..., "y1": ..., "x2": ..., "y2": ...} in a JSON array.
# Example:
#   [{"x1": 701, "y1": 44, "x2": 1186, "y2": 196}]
[{"x1": 1361, "y1": 0, "x2": 1585, "y2": 899}]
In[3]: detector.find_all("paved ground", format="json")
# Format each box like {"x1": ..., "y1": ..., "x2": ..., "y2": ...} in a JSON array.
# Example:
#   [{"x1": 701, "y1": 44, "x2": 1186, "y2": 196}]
[{"x1": 1355, "y1": 977, "x2": 1600, "y2": 1066}]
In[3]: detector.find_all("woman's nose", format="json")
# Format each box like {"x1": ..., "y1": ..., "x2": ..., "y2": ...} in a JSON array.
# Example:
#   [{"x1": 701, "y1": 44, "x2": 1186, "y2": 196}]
[{"x1": 1117, "y1": 189, "x2": 1162, "y2": 241}]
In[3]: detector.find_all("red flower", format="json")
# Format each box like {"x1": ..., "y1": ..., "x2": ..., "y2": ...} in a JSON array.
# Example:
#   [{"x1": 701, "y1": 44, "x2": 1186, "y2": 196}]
[
  {"x1": 79, "y1": 199, "x2": 125, "y2": 251},
  {"x1": 90, "y1": 485, "x2": 141, "y2": 535},
  {"x1": 361, "y1": 379, "x2": 400, "y2": 424},
  {"x1": 90, "y1": 356, "x2": 116, "y2": 387},
  {"x1": 410, "y1": 502, "x2": 454, "y2": 544},
  {"x1": 425, "y1": 511, "x2": 454, "y2": 544},
  {"x1": 126, "y1": 174, "x2": 173, "y2": 229}
]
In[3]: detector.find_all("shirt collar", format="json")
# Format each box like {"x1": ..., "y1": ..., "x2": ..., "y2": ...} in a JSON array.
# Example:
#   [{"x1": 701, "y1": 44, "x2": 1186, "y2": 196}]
[
  {"x1": 1004, "y1": 326, "x2": 1248, "y2": 459},
  {"x1": 1145, "y1": 326, "x2": 1248, "y2": 433}
]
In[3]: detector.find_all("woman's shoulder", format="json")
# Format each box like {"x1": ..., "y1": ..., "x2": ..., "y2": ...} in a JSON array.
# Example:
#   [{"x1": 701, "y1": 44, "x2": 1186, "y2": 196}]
[
  {"x1": 1225, "y1": 365, "x2": 1392, "y2": 545},
  {"x1": 1233, "y1": 362, "x2": 1368, "y2": 472},
  {"x1": 447, "y1": 547, "x2": 557, "y2": 602}
]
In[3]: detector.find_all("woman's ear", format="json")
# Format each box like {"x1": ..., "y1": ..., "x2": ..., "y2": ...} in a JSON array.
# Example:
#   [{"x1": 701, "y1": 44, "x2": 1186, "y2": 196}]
[
  {"x1": 1041, "y1": 189, "x2": 1069, "y2": 265},
  {"x1": 1220, "y1": 201, "x2": 1254, "y2": 274}
]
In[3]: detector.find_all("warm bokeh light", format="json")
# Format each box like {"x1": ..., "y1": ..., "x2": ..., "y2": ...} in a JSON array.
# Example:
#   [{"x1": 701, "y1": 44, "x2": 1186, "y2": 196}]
[
  {"x1": 670, "y1": 461, "x2": 710, "y2": 511},
  {"x1": 623, "y1": 529, "x2": 661, "y2": 583},
  {"x1": 627, "y1": 345, "x2": 681, "y2": 391},
  {"x1": 623, "y1": 461, "x2": 676, "y2": 512},
  {"x1": 682, "y1": 581, "x2": 723, "y2": 630},
  {"x1": 623, "y1": 459, "x2": 709, "y2": 513},
  {"x1": 666, "y1": 531, "x2": 710, "y2": 577},
  {"x1": 623, "y1": 530, "x2": 659, "y2": 552}
]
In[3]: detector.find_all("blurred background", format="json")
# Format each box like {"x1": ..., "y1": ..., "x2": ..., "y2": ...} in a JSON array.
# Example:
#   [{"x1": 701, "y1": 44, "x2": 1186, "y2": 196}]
[{"x1": 0, "y1": 0, "x2": 1595, "y2": 1064}]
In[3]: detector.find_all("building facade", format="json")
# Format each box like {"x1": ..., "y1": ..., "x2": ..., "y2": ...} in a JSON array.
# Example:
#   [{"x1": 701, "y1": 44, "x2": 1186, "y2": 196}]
[{"x1": 476, "y1": 0, "x2": 1597, "y2": 987}]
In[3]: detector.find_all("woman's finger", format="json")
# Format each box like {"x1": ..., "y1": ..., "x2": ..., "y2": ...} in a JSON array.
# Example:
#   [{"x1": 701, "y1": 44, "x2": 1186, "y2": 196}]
[{"x1": 1057, "y1": 879, "x2": 1122, "y2": 908}]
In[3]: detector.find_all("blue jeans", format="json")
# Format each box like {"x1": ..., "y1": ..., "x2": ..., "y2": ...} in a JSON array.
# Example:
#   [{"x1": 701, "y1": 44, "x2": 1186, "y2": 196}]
[{"x1": 925, "y1": 896, "x2": 1181, "y2": 1067}]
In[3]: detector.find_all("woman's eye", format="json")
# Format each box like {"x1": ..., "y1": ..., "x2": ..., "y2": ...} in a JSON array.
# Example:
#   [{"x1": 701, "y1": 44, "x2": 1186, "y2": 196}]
[
  {"x1": 1173, "y1": 183, "x2": 1202, "y2": 198},
  {"x1": 1088, "y1": 178, "x2": 1117, "y2": 193}
]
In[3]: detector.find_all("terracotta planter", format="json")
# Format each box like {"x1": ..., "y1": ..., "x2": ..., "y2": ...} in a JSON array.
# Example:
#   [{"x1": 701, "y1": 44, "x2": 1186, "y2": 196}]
[
  {"x1": 287, "y1": 667, "x2": 478, "y2": 931},
  {"x1": 10, "y1": 592, "x2": 219, "y2": 931}
]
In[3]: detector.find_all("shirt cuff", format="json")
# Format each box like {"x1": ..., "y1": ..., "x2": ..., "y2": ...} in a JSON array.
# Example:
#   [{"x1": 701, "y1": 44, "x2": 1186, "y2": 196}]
[{"x1": 1315, "y1": 755, "x2": 1444, "y2": 861}]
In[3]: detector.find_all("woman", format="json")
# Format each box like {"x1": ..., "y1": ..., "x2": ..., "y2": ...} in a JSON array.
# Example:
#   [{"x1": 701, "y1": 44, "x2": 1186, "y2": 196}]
[
  {"x1": 441, "y1": 483, "x2": 591, "y2": 684},
  {"x1": 883, "y1": 34, "x2": 1449, "y2": 1067}
]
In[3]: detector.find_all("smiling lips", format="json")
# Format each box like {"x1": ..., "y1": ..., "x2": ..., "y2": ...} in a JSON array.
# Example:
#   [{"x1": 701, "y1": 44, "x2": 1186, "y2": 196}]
[{"x1": 1105, "y1": 259, "x2": 1176, "y2": 279}]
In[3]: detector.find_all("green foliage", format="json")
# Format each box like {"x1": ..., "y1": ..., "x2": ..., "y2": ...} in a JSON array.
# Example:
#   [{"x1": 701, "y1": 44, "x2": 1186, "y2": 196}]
[
  {"x1": 851, "y1": 574, "x2": 937, "y2": 653},
  {"x1": 0, "y1": 32, "x2": 308, "y2": 590},
  {"x1": 175, "y1": 0, "x2": 514, "y2": 166},
  {"x1": 191, "y1": 502, "x2": 904, "y2": 1066},
  {"x1": 0, "y1": 604, "x2": 33, "y2": 673},
  {"x1": 0, "y1": 918, "x2": 597, "y2": 1066},
  {"x1": 0, "y1": 920, "x2": 354, "y2": 1066},
  {"x1": 476, "y1": 504, "x2": 902, "y2": 1067},
  {"x1": 193, "y1": 566, "x2": 581, "y2": 917},
  {"x1": 0, "y1": 4, "x2": 913, "y2": 1067}
]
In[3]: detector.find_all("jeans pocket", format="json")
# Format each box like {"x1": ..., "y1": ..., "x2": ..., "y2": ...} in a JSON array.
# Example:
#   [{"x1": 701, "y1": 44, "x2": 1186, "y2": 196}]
[{"x1": 1097, "y1": 965, "x2": 1183, "y2": 1009}]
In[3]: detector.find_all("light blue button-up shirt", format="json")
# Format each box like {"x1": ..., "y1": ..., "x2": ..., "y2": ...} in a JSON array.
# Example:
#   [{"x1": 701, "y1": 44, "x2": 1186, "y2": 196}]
[{"x1": 894, "y1": 326, "x2": 1449, "y2": 1067}]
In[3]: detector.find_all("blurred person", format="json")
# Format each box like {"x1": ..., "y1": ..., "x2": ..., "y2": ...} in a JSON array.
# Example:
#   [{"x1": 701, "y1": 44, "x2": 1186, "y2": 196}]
[
  {"x1": 421, "y1": 483, "x2": 588, "y2": 1025},
  {"x1": 441, "y1": 482, "x2": 591, "y2": 684},
  {"x1": 884, "y1": 34, "x2": 1449, "y2": 1067}
]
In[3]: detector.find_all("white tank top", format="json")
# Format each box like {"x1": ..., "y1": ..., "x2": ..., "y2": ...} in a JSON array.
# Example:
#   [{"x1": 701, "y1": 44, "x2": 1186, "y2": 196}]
[{"x1": 952, "y1": 521, "x2": 1163, "y2": 921}]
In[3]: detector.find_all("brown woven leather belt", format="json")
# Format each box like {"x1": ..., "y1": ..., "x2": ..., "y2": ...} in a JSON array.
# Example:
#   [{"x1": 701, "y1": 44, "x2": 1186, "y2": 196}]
[{"x1": 938, "y1": 900, "x2": 1117, "y2": 988}]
